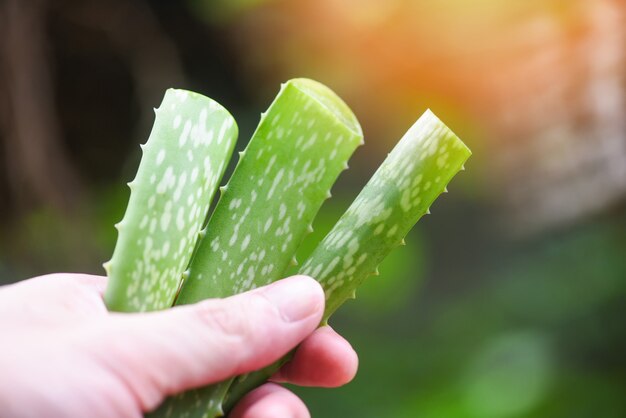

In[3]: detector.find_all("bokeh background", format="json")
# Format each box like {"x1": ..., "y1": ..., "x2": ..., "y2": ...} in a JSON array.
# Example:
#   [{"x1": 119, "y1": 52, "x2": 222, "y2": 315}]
[{"x1": 1, "y1": 0, "x2": 625, "y2": 416}]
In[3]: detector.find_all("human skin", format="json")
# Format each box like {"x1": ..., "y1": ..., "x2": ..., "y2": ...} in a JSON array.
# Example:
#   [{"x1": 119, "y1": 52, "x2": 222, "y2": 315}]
[{"x1": 0, "y1": 274, "x2": 358, "y2": 418}]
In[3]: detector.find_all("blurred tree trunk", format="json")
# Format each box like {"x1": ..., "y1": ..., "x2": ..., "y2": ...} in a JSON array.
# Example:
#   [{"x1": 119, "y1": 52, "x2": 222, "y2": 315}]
[
  {"x1": 0, "y1": 0, "x2": 186, "y2": 277},
  {"x1": 59, "y1": 0, "x2": 186, "y2": 140},
  {"x1": 0, "y1": 0, "x2": 83, "y2": 214}
]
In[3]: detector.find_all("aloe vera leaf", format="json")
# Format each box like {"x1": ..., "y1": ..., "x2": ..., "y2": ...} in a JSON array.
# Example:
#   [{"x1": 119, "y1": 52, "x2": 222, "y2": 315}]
[
  {"x1": 104, "y1": 89, "x2": 238, "y2": 312},
  {"x1": 304, "y1": 109, "x2": 471, "y2": 319},
  {"x1": 149, "y1": 79, "x2": 363, "y2": 418},
  {"x1": 221, "y1": 109, "x2": 471, "y2": 412},
  {"x1": 151, "y1": 383, "x2": 229, "y2": 418},
  {"x1": 176, "y1": 78, "x2": 363, "y2": 303}
]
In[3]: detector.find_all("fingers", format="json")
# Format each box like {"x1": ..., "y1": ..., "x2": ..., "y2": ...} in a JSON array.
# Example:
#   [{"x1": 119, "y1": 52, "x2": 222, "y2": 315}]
[
  {"x1": 229, "y1": 383, "x2": 310, "y2": 418},
  {"x1": 92, "y1": 276, "x2": 324, "y2": 410},
  {"x1": 272, "y1": 326, "x2": 358, "y2": 387}
]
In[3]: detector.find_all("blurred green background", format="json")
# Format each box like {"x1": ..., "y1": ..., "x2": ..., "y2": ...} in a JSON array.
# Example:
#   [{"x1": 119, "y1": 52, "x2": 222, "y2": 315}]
[{"x1": 1, "y1": 0, "x2": 625, "y2": 417}]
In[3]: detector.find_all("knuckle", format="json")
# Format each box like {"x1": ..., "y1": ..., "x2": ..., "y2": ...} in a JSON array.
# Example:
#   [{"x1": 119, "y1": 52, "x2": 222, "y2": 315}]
[
  {"x1": 193, "y1": 293, "x2": 277, "y2": 341},
  {"x1": 203, "y1": 302, "x2": 246, "y2": 337}
]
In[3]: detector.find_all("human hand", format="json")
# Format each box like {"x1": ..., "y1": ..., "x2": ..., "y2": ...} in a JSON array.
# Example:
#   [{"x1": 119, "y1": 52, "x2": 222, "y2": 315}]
[{"x1": 0, "y1": 274, "x2": 358, "y2": 418}]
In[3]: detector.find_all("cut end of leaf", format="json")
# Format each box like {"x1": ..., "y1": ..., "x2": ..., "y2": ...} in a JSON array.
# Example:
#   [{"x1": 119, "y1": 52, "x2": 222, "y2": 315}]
[
  {"x1": 423, "y1": 108, "x2": 471, "y2": 156},
  {"x1": 289, "y1": 78, "x2": 362, "y2": 138}
]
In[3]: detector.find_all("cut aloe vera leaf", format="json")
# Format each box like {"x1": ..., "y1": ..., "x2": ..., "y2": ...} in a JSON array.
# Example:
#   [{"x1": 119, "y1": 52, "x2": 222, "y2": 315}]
[
  {"x1": 149, "y1": 79, "x2": 363, "y2": 418},
  {"x1": 303, "y1": 109, "x2": 471, "y2": 319},
  {"x1": 104, "y1": 89, "x2": 238, "y2": 312},
  {"x1": 221, "y1": 109, "x2": 471, "y2": 412},
  {"x1": 176, "y1": 78, "x2": 363, "y2": 304}
]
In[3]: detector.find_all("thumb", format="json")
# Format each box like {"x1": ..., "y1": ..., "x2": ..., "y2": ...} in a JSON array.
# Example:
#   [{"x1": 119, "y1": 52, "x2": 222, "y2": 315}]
[{"x1": 90, "y1": 275, "x2": 324, "y2": 411}]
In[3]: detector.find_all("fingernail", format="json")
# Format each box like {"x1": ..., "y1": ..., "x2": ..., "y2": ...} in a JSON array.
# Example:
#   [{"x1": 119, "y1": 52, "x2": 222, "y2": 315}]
[{"x1": 261, "y1": 276, "x2": 323, "y2": 322}]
